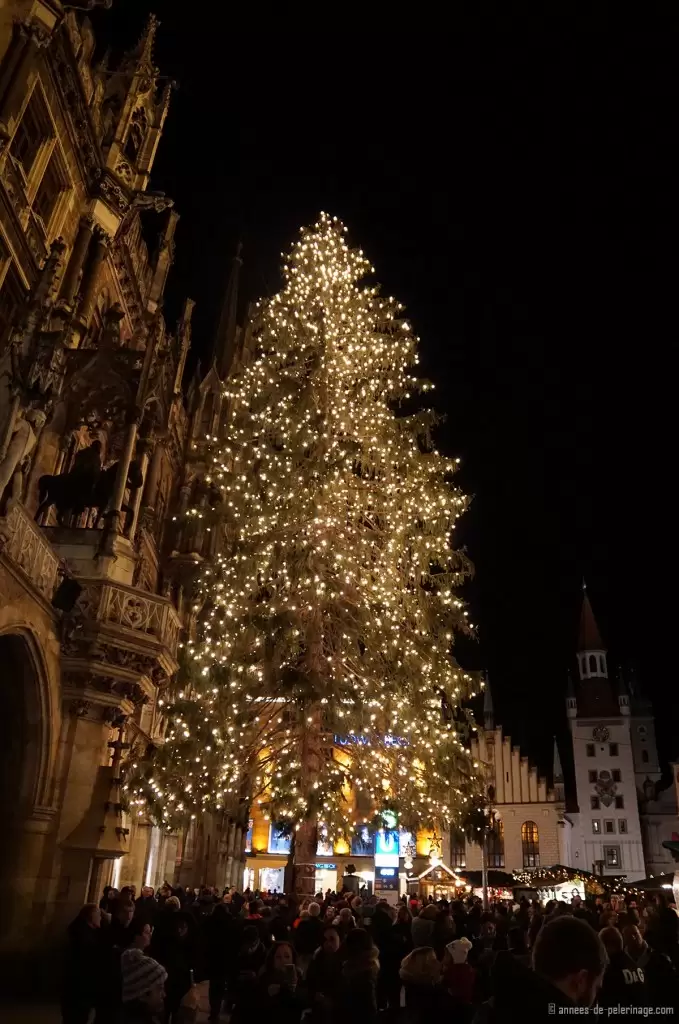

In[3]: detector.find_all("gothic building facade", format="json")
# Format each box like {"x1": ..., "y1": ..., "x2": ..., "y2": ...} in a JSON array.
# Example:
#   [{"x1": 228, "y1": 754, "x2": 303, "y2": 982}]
[
  {"x1": 0, "y1": 2, "x2": 252, "y2": 961},
  {"x1": 562, "y1": 588, "x2": 679, "y2": 881}
]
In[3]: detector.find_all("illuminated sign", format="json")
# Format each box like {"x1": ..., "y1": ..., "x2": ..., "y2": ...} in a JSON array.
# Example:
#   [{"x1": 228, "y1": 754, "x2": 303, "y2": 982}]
[
  {"x1": 375, "y1": 829, "x2": 400, "y2": 867},
  {"x1": 333, "y1": 734, "x2": 408, "y2": 748}
]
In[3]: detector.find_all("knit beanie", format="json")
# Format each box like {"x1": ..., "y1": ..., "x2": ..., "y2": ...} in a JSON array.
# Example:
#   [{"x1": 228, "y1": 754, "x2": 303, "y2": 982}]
[
  {"x1": 447, "y1": 937, "x2": 473, "y2": 964},
  {"x1": 121, "y1": 947, "x2": 168, "y2": 1003}
]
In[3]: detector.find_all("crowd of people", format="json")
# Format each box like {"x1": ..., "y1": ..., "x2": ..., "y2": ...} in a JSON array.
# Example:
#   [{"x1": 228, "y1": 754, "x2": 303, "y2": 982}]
[{"x1": 61, "y1": 881, "x2": 679, "y2": 1024}]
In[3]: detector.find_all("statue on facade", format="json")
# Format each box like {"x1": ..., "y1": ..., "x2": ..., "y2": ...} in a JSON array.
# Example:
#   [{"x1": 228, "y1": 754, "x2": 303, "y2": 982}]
[
  {"x1": 35, "y1": 441, "x2": 144, "y2": 528},
  {"x1": 0, "y1": 408, "x2": 47, "y2": 503}
]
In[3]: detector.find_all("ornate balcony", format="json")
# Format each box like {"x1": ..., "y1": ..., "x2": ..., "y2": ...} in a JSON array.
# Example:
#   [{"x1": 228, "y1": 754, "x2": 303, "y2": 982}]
[
  {"x1": 0, "y1": 498, "x2": 60, "y2": 602},
  {"x1": 60, "y1": 577, "x2": 181, "y2": 712}
]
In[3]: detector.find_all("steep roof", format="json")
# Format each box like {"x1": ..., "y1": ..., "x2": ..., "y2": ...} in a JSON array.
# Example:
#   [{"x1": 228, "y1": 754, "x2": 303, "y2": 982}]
[{"x1": 578, "y1": 586, "x2": 605, "y2": 652}]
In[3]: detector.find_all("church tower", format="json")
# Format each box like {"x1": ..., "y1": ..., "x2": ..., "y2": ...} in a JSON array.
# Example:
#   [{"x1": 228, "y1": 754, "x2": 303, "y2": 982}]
[{"x1": 567, "y1": 584, "x2": 646, "y2": 881}]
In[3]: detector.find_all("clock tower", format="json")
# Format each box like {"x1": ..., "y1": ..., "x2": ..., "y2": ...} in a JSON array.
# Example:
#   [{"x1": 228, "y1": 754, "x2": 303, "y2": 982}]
[{"x1": 567, "y1": 585, "x2": 646, "y2": 881}]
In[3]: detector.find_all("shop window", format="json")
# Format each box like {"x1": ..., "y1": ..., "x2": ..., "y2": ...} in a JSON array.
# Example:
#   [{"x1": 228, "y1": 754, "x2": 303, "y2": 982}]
[
  {"x1": 268, "y1": 823, "x2": 291, "y2": 855},
  {"x1": 259, "y1": 866, "x2": 284, "y2": 893},
  {"x1": 487, "y1": 819, "x2": 504, "y2": 868},
  {"x1": 521, "y1": 820, "x2": 539, "y2": 868},
  {"x1": 351, "y1": 827, "x2": 373, "y2": 857},
  {"x1": 244, "y1": 818, "x2": 253, "y2": 853}
]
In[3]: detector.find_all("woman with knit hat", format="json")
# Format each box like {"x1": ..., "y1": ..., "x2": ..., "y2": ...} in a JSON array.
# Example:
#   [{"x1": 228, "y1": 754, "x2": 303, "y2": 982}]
[{"x1": 120, "y1": 940, "x2": 168, "y2": 1023}]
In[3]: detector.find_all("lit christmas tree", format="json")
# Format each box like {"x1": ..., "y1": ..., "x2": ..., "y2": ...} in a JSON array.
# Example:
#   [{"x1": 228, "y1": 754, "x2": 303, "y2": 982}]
[{"x1": 133, "y1": 214, "x2": 482, "y2": 893}]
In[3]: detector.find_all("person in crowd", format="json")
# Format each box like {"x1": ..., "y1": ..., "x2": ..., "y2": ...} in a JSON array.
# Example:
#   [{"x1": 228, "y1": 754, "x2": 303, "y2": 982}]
[
  {"x1": 336, "y1": 927, "x2": 380, "y2": 1019},
  {"x1": 255, "y1": 941, "x2": 305, "y2": 1024},
  {"x1": 96, "y1": 899, "x2": 137, "y2": 1024},
  {"x1": 204, "y1": 902, "x2": 241, "y2": 1021},
  {"x1": 134, "y1": 887, "x2": 157, "y2": 925},
  {"x1": 474, "y1": 915, "x2": 607, "y2": 1023},
  {"x1": 506, "y1": 926, "x2": 531, "y2": 968},
  {"x1": 334, "y1": 906, "x2": 356, "y2": 941},
  {"x1": 443, "y1": 937, "x2": 476, "y2": 1017},
  {"x1": 99, "y1": 887, "x2": 119, "y2": 915},
  {"x1": 623, "y1": 922, "x2": 677, "y2": 1009},
  {"x1": 151, "y1": 911, "x2": 196, "y2": 1022},
  {"x1": 306, "y1": 925, "x2": 343, "y2": 1019},
  {"x1": 411, "y1": 903, "x2": 439, "y2": 948},
  {"x1": 229, "y1": 924, "x2": 267, "y2": 1023},
  {"x1": 61, "y1": 904, "x2": 103, "y2": 1024},
  {"x1": 294, "y1": 900, "x2": 324, "y2": 969},
  {"x1": 400, "y1": 945, "x2": 453, "y2": 1023},
  {"x1": 598, "y1": 925, "x2": 646, "y2": 1008},
  {"x1": 370, "y1": 902, "x2": 400, "y2": 1010},
  {"x1": 120, "y1": 935, "x2": 168, "y2": 1024}
]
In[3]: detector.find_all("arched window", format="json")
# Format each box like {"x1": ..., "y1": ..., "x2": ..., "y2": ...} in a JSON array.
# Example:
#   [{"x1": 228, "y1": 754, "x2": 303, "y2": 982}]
[
  {"x1": 521, "y1": 820, "x2": 540, "y2": 867},
  {"x1": 486, "y1": 819, "x2": 504, "y2": 868},
  {"x1": 589, "y1": 654, "x2": 597, "y2": 674}
]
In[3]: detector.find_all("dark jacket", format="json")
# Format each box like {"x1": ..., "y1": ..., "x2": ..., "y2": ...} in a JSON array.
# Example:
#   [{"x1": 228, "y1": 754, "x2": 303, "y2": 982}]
[
  {"x1": 402, "y1": 982, "x2": 456, "y2": 1024},
  {"x1": 307, "y1": 947, "x2": 343, "y2": 1003},
  {"x1": 62, "y1": 920, "x2": 102, "y2": 1004},
  {"x1": 335, "y1": 951, "x2": 379, "y2": 1021},
  {"x1": 255, "y1": 966, "x2": 305, "y2": 1024},
  {"x1": 598, "y1": 950, "x2": 646, "y2": 1008},
  {"x1": 472, "y1": 956, "x2": 578, "y2": 1024},
  {"x1": 628, "y1": 943, "x2": 677, "y2": 1008}
]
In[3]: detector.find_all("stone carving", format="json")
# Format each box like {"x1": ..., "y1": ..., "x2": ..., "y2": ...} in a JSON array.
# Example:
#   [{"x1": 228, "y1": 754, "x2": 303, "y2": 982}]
[
  {"x1": 0, "y1": 408, "x2": 46, "y2": 500},
  {"x1": 0, "y1": 500, "x2": 60, "y2": 599},
  {"x1": 66, "y1": 580, "x2": 180, "y2": 658},
  {"x1": 115, "y1": 160, "x2": 133, "y2": 184}
]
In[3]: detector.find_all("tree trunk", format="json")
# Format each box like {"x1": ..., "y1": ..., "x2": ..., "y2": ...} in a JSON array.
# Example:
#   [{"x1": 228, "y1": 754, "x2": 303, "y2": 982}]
[{"x1": 293, "y1": 819, "x2": 317, "y2": 898}]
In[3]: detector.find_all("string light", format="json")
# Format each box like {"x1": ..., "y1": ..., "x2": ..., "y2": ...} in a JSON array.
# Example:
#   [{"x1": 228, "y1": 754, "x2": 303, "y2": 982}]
[{"x1": 129, "y1": 213, "x2": 483, "y2": 842}]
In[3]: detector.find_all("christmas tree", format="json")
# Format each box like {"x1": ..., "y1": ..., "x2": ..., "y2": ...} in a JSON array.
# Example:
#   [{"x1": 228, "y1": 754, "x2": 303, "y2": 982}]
[{"x1": 133, "y1": 214, "x2": 482, "y2": 893}]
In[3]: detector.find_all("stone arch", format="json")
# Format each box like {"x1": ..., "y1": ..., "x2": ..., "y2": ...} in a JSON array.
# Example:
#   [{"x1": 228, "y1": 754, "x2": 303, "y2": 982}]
[
  {"x1": 0, "y1": 626, "x2": 57, "y2": 946},
  {"x1": 0, "y1": 627, "x2": 55, "y2": 813}
]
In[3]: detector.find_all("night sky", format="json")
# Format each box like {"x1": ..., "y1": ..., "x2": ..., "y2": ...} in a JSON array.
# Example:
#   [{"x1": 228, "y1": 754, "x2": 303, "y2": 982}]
[{"x1": 92, "y1": 6, "x2": 677, "y2": 779}]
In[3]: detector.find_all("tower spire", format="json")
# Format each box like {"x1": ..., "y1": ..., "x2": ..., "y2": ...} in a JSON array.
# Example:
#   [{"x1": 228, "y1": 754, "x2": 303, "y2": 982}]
[
  {"x1": 126, "y1": 13, "x2": 160, "y2": 73},
  {"x1": 214, "y1": 243, "x2": 243, "y2": 380},
  {"x1": 483, "y1": 672, "x2": 494, "y2": 731},
  {"x1": 576, "y1": 585, "x2": 608, "y2": 681}
]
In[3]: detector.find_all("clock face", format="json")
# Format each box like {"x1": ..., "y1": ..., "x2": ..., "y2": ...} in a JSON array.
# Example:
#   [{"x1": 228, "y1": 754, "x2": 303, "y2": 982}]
[{"x1": 593, "y1": 726, "x2": 610, "y2": 743}]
